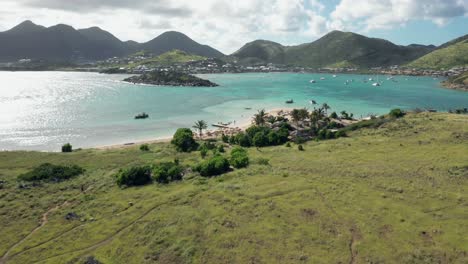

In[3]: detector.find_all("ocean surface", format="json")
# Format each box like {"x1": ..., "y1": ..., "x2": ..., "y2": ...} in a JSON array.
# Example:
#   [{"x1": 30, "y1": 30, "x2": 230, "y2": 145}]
[{"x1": 1, "y1": 71, "x2": 467, "y2": 151}]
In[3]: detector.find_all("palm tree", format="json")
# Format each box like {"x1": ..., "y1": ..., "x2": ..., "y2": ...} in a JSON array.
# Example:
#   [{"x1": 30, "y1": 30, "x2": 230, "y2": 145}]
[
  {"x1": 253, "y1": 109, "x2": 267, "y2": 126},
  {"x1": 193, "y1": 120, "x2": 208, "y2": 138},
  {"x1": 322, "y1": 103, "x2": 331, "y2": 115}
]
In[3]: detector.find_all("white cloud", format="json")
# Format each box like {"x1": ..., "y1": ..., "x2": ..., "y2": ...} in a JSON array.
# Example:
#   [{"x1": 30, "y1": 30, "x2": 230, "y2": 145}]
[{"x1": 330, "y1": 0, "x2": 467, "y2": 31}]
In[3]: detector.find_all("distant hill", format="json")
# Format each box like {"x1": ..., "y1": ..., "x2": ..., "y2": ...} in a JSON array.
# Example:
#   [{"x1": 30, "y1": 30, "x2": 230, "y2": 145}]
[
  {"x1": 231, "y1": 40, "x2": 285, "y2": 65},
  {"x1": 141, "y1": 31, "x2": 223, "y2": 58},
  {"x1": 128, "y1": 50, "x2": 206, "y2": 67},
  {"x1": 407, "y1": 35, "x2": 468, "y2": 69},
  {"x1": 0, "y1": 21, "x2": 224, "y2": 62},
  {"x1": 232, "y1": 31, "x2": 435, "y2": 68}
]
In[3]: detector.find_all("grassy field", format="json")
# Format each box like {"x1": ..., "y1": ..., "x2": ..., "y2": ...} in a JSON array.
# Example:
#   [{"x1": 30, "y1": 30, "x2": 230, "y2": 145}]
[{"x1": 0, "y1": 113, "x2": 467, "y2": 263}]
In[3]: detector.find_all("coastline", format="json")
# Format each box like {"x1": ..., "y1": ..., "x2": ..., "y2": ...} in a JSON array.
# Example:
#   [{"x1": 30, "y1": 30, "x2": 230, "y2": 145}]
[{"x1": 93, "y1": 108, "x2": 295, "y2": 150}]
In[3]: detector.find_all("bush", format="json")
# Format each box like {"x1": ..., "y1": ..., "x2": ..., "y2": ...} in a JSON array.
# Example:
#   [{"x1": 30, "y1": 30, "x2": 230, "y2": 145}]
[
  {"x1": 256, "y1": 158, "x2": 270, "y2": 166},
  {"x1": 230, "y1": 147, "x2": 250, "y2": 169},
  {"x1": 285, "y1": 142, "x2": 291, "y2": 147},
  {"x1": 171, "y1": 128, "x2": 198, "y2": 152},
  {"x1": 195, "y1": 155, "x2": 230, "y2": 177},
  {"x1": 330, "y1": 112, "x2": 338, "y2": 119},
  {"x1": 152, "y1": 163, "x2": 183, "y2": 184},
  {"x1": 335, "y1": 130, "x2": 347, "y2": 138},
  {"x1": 235, "y1": 133, "x2": 251, "y2": 147},
  {"x1": 140, "y1": 144, "x2": 150, "y2": 151},
  {"x1": 229, "y1": 135, "x2": 236, "y2": 145},
  {"x1": 325, "y1": 130, "x2": 335, "y2": 139},
  {"x1": 389, "y1": 108, "x2": 405, "y2": 118},
  {"x1": 115, "y1": 166, "x2": 152, "y2": 187},
  {"x1": 18, "y1": 163, "x2": 85, "y2": 182},
  {"x1": 246, "y1": 126, "x2": 270, "y2": 139},
  {"x1": 200, "y1": 148, "x2": 208, "y2": 158},
  {"x1": 298, "y1": 145, "x2": 304, "y2": 151},
  {"x1": 252, "y1": 132, "x2": 269, "y2": 147},
  {"x1": 217, "y1": 145, "x2": 225, "y2": 153},
  {"x1": 221, "y1": 134, "x2": 229, "y2": 143},
  {"x1": 62, "y1": 143, "x2": 73, "y2": 153},
  {"x1": 317, "y1": 129, "x2": 327, "y2": 140}
]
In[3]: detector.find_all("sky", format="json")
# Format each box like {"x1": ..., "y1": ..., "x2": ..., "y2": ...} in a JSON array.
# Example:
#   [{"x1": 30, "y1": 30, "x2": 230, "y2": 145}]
[{"x1": 0, "y1": 0, "x2": 467, "y2": 54}]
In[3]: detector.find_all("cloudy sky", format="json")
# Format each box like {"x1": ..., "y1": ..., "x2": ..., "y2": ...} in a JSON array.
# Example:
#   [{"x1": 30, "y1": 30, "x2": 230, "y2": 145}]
[{"x1": 0, "y1": 0, "x2": 467, "y2": 54}]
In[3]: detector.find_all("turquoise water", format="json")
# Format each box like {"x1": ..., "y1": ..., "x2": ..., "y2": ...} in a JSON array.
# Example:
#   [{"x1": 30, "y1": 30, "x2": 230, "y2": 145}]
[{"x1": 0, "y1": 71, "x2": 467, "y2": 151}]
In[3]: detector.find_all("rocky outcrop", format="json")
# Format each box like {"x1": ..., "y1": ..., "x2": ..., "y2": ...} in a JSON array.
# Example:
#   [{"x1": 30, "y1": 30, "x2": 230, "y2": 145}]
[{"x1": 123, "y1": 71, "x2": 219, "y2": 87}]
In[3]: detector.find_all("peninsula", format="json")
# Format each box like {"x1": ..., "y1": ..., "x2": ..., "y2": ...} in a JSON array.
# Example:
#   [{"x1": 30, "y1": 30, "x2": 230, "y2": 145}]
[{"x1": 123, "y1": 71, "x2": 219, "y2": 87}]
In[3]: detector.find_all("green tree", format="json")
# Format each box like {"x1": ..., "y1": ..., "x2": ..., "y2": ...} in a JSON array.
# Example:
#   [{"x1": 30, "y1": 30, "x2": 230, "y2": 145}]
[
  {"x1": 230, "y1": 147, "x2": 250, "y2": 169},
  {"x1": 192, "y1": 120, "x2": 208, "y2": 138},
  {"x1": 253, "y1": 109, "x2": 267, "y2": 126},
  {"x1": 322, "y1": 103, "x2": 331, "y2": 115},
  {"x1": 252, "y1": 132, "x2": 269, "y2": 148},
  {"x1": 62, "y1": 143, "x2": 73, "y2": 153},
  {"x1": 171, "y1": 128, "x2": 198, "y2": 152}
]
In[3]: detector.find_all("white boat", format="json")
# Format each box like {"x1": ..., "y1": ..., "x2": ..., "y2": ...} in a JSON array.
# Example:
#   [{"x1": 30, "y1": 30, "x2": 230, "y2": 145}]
[
  {"x1": 333, "y1": 75, "x2": 337, "y2": 78},
  {"x1": 372, "y1": 82, "x2": 380, "y2": 87},
  {"x1": 310, "y1": 80, "x2": 316, "y2": 83},
  {"x1": 320, "y1": 77, "x2": 326, "y2": 80}
]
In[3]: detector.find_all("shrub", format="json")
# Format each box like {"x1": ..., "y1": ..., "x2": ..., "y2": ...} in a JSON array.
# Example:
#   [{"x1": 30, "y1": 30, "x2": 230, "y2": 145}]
[
  {"x1": 140, "y1": 144, "x2": 150, "y2": 151},
  {"x1": 199, "y1": 141, "x2": 216, "y2": 150},
  {"x1": 252, "y1": 132, "x2": 269, "y2": 147},
  {"x1": 285, "y1": 142, "x2": 291, "y2": 147},
  {"x1": 229, "y1": 135, "x2": 236, "y2": 145},
  {"x1": 326, "y1": 130, "x2": 335, "y2": 139},
  {"x1": 317, "y1": 129, "x2": 327, "y2": 140},
  {"x1": 195, "y1": 155, "x2": 230, "y2": 177},
  {"x1": 18, "y1": 163, "x2": 85, "y2": 182},
  {"x1": 171, "y1": 128, "x2": 198, "y2": 152},
  {"x1": 115, "y1": 166, "x2": 152, "y2": 187},
  {"x1": 294, "y1": 137, "x2": 306, "y2": 144},
  {"x1": 256, "y1": 158, "x2": 270, "y2": 166},
  {"x1": 330, "y1": 112, "x2": 338, "y2": 119},
  {"x1": 335, "y1": 130, "x2": 347, "y2": 138},
  {"x1": 235, "y1": 133, "x2": 251, "y2": 147},
  {"x1": 62, "y1": 143, "x2": 73, "y2": 153},
  {"x1": 217, "y1": 145, "x2": 225, "y2": 153},
  {"x1": 298, "y1": 145, "x2": 304, "y2": 151},
  {"x1": 246, "y1": 126, "x2": 269, "y2": 139},
  {"x1": 152, "y1": 162, "x2": 183, "y2": 184},
  {"x1": 230, "y1": 147, "x2": 250, "y2": 169},
  {"x1": 389, "y1": 108, "x2": 405, "y2": 118},
  {"x1": 221, "y1": 134, "x2": 229, "y2": 143},
  {"x1": 200, "y1": 148, "x2": 208, "y2": 158}
]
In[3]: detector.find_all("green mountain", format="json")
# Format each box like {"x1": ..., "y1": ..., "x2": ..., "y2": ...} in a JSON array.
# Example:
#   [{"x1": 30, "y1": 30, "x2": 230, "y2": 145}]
[
  {"x1": 141, "y1": 31, "x2": 224, "y2": 58},
  {"x1": 407, "y1": 35, "x2": 468, "y2": 69},
  {"x1": 232, "y1": 31, "x2": 435, "y2": 68},
  {"x1": 231, "y1": 40, "x2": 285, "y2": 64},
  {"x1": 0, "y1": 21, "x2": 224, "y2": 62}
]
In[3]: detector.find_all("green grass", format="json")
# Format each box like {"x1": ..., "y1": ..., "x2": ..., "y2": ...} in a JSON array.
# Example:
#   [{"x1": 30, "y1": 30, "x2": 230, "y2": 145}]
[
  {"x1": 0, "y1": 113, "x2": 467, "y2": 263},
  {"x1": 128, "y1": 50, "x2": 206, "y2": 68},
  {"x1": 407, "y1": 40, "x2": 468, "y2": 70}
]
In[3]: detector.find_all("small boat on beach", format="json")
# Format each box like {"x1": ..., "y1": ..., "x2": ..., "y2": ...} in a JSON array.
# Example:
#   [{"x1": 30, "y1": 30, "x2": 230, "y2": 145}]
[
  {"x1": 285, "y1": 99, "x2": 294, "y2": 104},
  {"x1": 135, "y1": 112, "x2": 149, "y2": 119}
]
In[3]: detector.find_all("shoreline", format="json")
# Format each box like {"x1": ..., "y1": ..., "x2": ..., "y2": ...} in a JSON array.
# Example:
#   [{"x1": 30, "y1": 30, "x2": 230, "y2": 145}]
[{"x1": 93, "y1": 108, "x2": 295, "y2": 150}]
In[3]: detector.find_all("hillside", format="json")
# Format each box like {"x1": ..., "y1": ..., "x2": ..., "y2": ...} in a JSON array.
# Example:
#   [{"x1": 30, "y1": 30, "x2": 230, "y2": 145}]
[
  {"x1": 232, "y1": 31, "x2": 435, "y2": 68},
  {"x1": 0, "y1": 21, "x2": 224, "y2": 62},
  {"x1": 0, "y1": 112, "x2": 467, "y2": 263},
  {"x1": 231, "y1": 40, "x2": 286, "y2": 65},
  {"x1": 141, "y1": 31, "x2": 224, "y2": 58},
  {"x1": 130, "y1": 50, "x2": 206, "y2": 67},
  {"x1": 407, "y1": 35, "x2": 468, "y2": 69},
  {"x1": 443, "y1": 71, "x2": 468, "y2": 91}
]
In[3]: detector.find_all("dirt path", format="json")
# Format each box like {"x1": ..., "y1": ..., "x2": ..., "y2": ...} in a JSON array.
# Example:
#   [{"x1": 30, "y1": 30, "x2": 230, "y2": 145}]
[
  {"x1": 0, "y1": 201, "x2": 68, "y2": 264},
  {"x1": 0, "y1": 186, "x2": 94, "y2": 264},
  {"x1": 33, "y1": 196, "x2": 184, "y2": 263}
]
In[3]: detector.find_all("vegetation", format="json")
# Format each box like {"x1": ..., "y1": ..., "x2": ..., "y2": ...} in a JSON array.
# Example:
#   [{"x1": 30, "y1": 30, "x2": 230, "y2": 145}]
[
  {"x1": 123, "y1": 71, "x2": 219, "y2": 87},
  {"x1": 18, "y1": 163, "x2": 84, "y2": 182},
  {"x1": 128, "y1": 50, "x2": 206, "y2": 68},
  {"x1": 139, "y1": 144, "x2": 150, "y2": 151},
  {"x1": 0, "y1": 113, "x2": 467, "y2": 263},
  {"x1": 407, "y1": 38, "x2": 468, "y2": 69},
  {"x1": 152, "y1": 162, "x2": 183, "y2": 184},
  {"x1": 114, "y1": 166, "x2": 152, "y2": 187},
  {"x1": 192, "y1": 120, "x2": 208, "y2": 138},
  {"x1": 61, "y1": 143, "x2": 73, "y2": 153},
  {"x1": 194, "y1": 155, "x2": 230, "y2": 177},
  {"x1": 389, "y1": 108, "x2": 406, "y2": 118},
  {"x1": 171, "y1": 128, "x2": 198, "y2": 152},
  {"x1": 229, "y1": 147, "x2": 250, "y2": 169}
]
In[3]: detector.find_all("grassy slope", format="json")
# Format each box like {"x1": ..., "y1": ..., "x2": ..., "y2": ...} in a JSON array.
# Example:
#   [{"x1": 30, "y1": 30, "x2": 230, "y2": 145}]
[
  {"x1": 128, "y1": 50, "x2": 206, "y2": 68},
  {"x1": 0, "y1": 113, "x2": 467, "y2": 263},
  {"x1": 407, "y1": 40, "x2": 468, "y2": 70}
]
